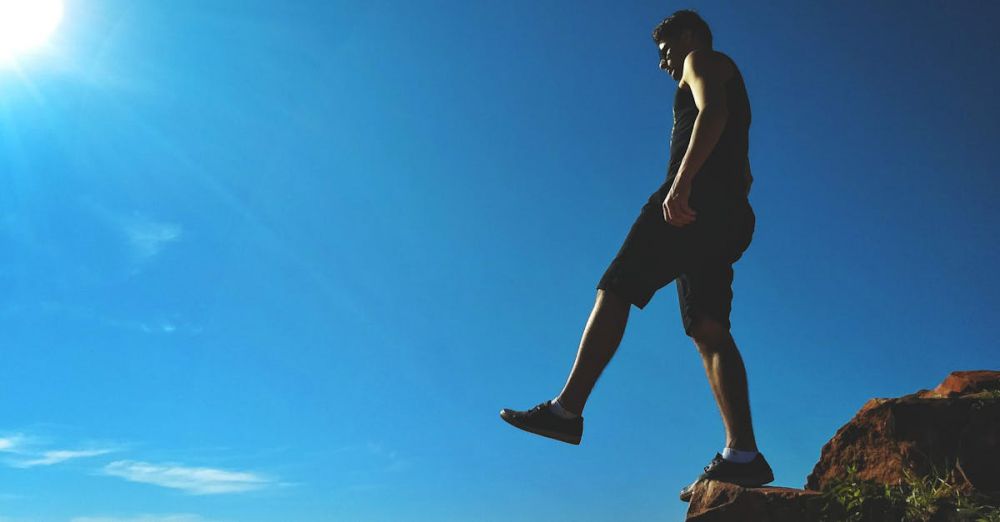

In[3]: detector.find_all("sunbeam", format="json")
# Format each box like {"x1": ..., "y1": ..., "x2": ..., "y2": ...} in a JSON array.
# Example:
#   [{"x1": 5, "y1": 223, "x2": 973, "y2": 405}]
[{"x1": 0, "y1": 0, "x2": 64, "y2": 65}]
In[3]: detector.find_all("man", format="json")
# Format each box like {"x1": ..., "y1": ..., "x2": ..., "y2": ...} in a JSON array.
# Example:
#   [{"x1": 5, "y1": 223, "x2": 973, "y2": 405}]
[{"x1": 498, "y1": 10, "x2": 773, "y2": 502}]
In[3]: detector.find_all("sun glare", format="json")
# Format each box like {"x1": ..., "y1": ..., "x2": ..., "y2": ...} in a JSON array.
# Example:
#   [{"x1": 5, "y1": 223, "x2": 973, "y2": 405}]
[{"x1": 0, "y1": 0, "x2": 64, "y2": 62}]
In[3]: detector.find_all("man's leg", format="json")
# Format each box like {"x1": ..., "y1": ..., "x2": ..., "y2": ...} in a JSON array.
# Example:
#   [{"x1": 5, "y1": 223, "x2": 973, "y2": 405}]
[
  {"x1": 688, "y1": 317, "x2": 758, "y2": 451},
  {"x1": 677, "y1": 317, "x2": 772, "y2": 502},
  {"x1": 553, "y1": 288, "x2": 631, "y2": 416},
  {"x1": 500, "y1": 186, "x2": 673, "y2": 443}
]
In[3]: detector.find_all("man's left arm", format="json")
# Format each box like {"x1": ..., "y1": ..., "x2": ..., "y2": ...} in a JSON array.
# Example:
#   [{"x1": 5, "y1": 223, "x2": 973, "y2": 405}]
[{"x1": 674, "y1": 50, "x2": 729, "y2": 187}]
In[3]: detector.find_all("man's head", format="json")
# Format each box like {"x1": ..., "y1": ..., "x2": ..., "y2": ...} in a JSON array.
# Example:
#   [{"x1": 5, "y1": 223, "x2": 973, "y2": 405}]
[{"x1": 651, "y1": 10, "x2": 713, "y2": 81}]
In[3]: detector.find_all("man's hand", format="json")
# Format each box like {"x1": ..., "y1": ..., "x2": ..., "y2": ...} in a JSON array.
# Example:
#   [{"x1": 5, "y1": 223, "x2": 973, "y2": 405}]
[{"x1": 663, "y1": 177, "x2": 697, "y2": 227}]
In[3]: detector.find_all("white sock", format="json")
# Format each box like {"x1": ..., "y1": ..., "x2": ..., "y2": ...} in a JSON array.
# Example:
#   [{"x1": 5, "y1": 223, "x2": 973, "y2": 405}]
[
  {"x1": 721, "y1": 447, "x2": 758, "y2": 464},
  {"x1": 548, "y1": 398, "x2": 580, "y2": 419}
]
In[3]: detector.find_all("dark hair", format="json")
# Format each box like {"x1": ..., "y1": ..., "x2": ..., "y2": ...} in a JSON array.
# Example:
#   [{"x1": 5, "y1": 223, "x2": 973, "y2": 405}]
[{"x1": 651, "y1": 9, "x2": 713, "y2": 48}]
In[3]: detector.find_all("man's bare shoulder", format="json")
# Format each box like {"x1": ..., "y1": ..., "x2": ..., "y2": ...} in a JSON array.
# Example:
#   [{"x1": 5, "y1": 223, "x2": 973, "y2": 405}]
[{"x1": 679, "y1": 49, "x2": 736, "y2": 90}]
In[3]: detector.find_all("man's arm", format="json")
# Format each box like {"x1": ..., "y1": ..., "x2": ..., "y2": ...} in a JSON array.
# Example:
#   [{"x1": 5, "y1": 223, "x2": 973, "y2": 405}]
[
  {"x1": 674, "y1": 50, "x2": 729, "y2": 187},
  {"x1": 744, "y1": 157, "x2": 753, "y2": 196}
]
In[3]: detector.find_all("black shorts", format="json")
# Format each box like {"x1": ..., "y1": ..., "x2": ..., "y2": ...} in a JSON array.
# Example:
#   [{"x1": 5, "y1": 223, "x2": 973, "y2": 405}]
[{"x1": 596, "y1": 181, "x2": 755, "y2": 336}]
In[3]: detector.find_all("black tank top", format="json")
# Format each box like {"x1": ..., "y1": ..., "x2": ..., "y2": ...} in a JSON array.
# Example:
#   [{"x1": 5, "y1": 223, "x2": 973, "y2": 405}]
[{"x1": 665, "y1": 52, "x2": 751, "y2": 206}]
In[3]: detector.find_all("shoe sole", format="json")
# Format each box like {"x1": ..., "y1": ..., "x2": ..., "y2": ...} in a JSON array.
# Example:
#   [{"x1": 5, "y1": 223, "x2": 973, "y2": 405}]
[
  {"x1": 499, "y1": 411, "x2": 581, "y2": 445},
  {"x1": 678, "y1": 473, "x2": 775, "y2": 502}
]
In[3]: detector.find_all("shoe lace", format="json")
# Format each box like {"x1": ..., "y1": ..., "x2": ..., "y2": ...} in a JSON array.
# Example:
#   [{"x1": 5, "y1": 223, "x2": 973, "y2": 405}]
[
  {"x1": 529, "y1": 402, "x2": 549, "y2": 414},
  {"x1": 704, "y1": 454, "x2": 725, "y2": 473}
]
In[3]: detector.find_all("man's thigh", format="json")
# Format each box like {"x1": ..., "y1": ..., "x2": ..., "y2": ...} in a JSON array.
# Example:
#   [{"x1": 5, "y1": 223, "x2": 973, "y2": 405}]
[
  {"x1": 596, "y1": 187, "x2": 698, "y2": 310},
  {"x1": 676, "y1": 261, "x2": 736, "y2": 337},
  {"x1": 676, "y1": 203, "x2": 755, "y2": 336}
]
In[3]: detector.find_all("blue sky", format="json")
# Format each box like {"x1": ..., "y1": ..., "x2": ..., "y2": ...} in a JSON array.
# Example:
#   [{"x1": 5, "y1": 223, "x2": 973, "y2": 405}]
[{"x1": 1, "y1": 1, "x2": 998, "y2": 520}]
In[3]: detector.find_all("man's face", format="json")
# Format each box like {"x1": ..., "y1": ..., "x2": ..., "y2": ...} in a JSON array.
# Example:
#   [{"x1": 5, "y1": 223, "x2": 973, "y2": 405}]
[{"x1": 657, "y1": 32, "x2": 690, "y2": 81}]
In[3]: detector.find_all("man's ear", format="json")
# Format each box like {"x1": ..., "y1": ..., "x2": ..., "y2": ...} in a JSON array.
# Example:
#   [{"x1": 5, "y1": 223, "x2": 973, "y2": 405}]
[{"x1": 679, "y1": 28, "x2": 694, "y2": 46}]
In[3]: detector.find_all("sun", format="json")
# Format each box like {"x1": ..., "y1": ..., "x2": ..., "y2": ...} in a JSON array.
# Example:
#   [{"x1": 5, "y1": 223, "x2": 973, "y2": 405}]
[{"x1": 0, "y1": 0, "x2": 64, "y2": 61}]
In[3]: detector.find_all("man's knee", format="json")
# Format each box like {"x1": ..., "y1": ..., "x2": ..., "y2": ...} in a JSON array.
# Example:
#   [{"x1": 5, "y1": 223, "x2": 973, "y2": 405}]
[{"x1": 686, "y1": 317, "x2": 731, "y2": 348}]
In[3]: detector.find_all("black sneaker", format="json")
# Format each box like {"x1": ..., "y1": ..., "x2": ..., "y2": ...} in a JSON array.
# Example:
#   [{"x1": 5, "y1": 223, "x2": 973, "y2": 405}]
[
  {"x1": 678, "y1": 452, "x2": 774, "y2": 502},
  {"x1": 499, "y1": 400, "x2": 583, "y2": 445}
]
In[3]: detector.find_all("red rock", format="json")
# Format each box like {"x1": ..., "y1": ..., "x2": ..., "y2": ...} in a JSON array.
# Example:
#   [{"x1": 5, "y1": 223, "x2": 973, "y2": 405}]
[
  {"x1": 806, "y1": 371, "x2": 1000, "y2": 494},
  {"x1": 684, "y1": 480, "x2": 822, "y2": 521},
  {"x1": 933, "y1": 370, "x2": 1000, "y2": 397},
  {"x1": 685, "y1": 371, "x2": 1000, "y2": 519}
]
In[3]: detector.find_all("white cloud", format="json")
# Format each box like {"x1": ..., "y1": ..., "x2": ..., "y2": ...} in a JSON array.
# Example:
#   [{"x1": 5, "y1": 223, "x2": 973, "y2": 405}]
[
  {"x1": 139, "y1": 320, "x2": 176, "y2": 334},
  {"x1": 0, "y1": 432, "x2": 120, "y2": 469},
  {"x1": 12, "y1": 448, "x2": 115, "y2": 468},
  {"x1": 102, "y1": 461, "x2": 270, "y2": 495},
  {"x1": 124, "y1": 218, "x2": 182, "y2": 259},
  {"x1": 363, "y1": 441, "x2": 408, "y2": 473},
  {"x1": 2, "y1": 301, "x2": 199, "y2": 337},
  {"x1": 76, "y1": 199, "x2": 184, "y2": 269},
  {"x1": 71, "y1": 515, "x2": 214, "y2": 522},
  {"x1": 0, "y1": 437, "x2": 20, "y2": 451},
  {"x1": 103, "y1": 314, "x2": 199, "y2": 336}
]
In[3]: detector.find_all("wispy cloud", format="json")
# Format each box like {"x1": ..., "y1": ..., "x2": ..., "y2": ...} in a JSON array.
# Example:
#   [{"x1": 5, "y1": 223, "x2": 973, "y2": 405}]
[
  {"x1": 71, "y1": 515, "x2": 216, "y2": 522},
  {"x1": 324, "y1": 440, "x2": 410, "y2": 487},
  {"x1": 0, "y1": 433, "x2": 119, "y2": 469},
  {"x1": 0, "y1": 436, "x2": 23, "y2": 452},
  {"x1": 79, "y1": 198, "x2": 183, "y2": 265},
  {"x1": 12, "y1": 448, "x2": 115, "y2": 468},
  {"x1": 123, "y1": 217, "x2": 182, "y2": 260},
  {"x1": 2, "y1": 301, "x2": 202, "y2": 336},
  {"x1": 102, "y1": 461, "x2": 271, "y2": 495},
  {"x1": 363, "y1": 441, "x2": 408, "y2": 473},
  {"x1": 0, "y1": 431, "x2": 280, "y2": 500},
  {"x1": 104, "y1": 314, "x2": 199, "y2": 336}
]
